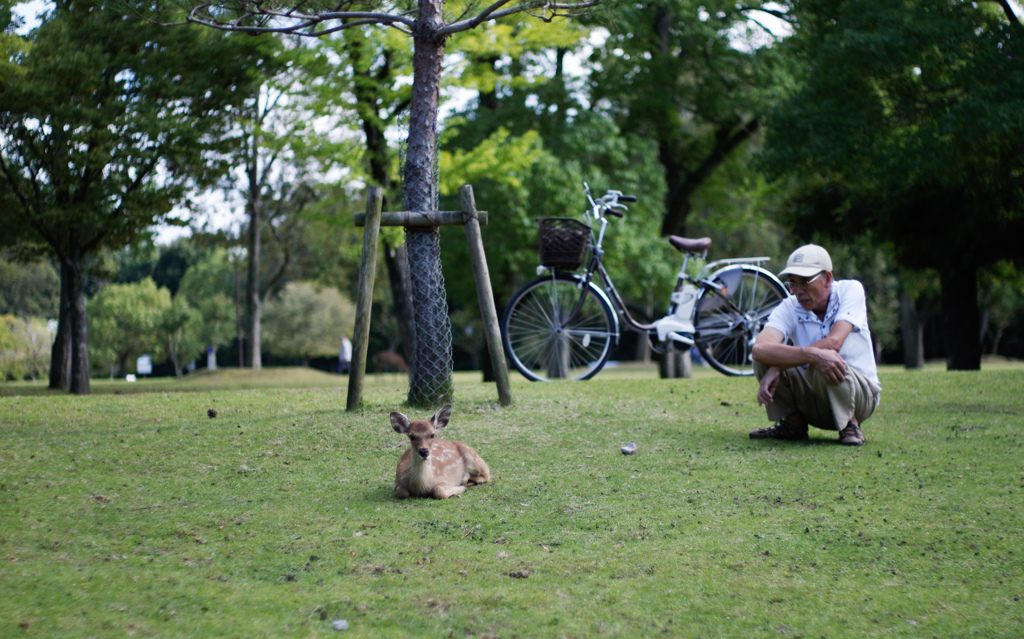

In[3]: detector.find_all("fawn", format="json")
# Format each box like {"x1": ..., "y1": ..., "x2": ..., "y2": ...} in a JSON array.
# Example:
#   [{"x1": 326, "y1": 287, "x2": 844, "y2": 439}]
[
  {"x1": 374, "y1": 350, "x2": 409, "y2": 373},
  {"x1": 391, "y1": 405, "x2": 491, "y2": 499}
]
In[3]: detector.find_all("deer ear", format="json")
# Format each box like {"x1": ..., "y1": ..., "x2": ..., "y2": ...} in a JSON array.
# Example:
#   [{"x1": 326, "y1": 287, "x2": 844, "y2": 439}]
[
  {"x1": 432, "y1": 405, "x2": 452, "y2": 429},
  {"x1": 390, "y1": 412, "x2": 410, "y2": 434}
]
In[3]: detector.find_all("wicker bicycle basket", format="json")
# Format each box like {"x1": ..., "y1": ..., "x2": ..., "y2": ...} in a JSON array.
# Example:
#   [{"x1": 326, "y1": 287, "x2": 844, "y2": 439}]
[{"x1": 538, "y1": 217, "x2": 591, "y2": 271}]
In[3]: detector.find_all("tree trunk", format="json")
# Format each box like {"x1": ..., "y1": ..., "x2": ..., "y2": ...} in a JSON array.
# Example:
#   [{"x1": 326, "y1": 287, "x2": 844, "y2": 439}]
[
  {"x1": 659, "y1": 351, "x2": 692, "y2": 378},
  {"x1": 384, "y1": 240, "x2": 415, "y2": 360},
  {"x1": 991, "y1": 326, "x2": 1005, "y2": 356},
  {"x1": 172, "y1": 348, "x2": 184, "y2": 377},
  {"x1": 658, "y1": 119, "x2": 760, "y2": 238},
  {"x1": 899, "y1": 290, "x2": 925, "y2": 369},
  {"x1": 67, "y1": 258, "x2": 90, "y2": 395},
  {"x1": 246, "y1": 182, "x2": 263, "y2": 370},
  {"x1": 49, "y1": 260, "x2": 73, "y2": 390},
  {"x1": 940, "y1": 263, "x2": 981, "y2": 371},
  {"x1": 404, "y1": 0, "x2": 454, "y2": 406},
  {"x1": 636, "y1": 331, "x2": 652, "y2": 364},
  {"x1": 659, "y1": 140, "x2": 692, "y2": 237},
  {"x1": 480, "y1": 342, "x2": 495, "y2": 382}
]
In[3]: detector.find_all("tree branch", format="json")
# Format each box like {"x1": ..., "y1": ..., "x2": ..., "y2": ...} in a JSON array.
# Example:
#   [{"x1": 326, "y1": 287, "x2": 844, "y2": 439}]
[
  {"x1": 186, "y1": 3, "x2": 417, "y2": 35},
  {"x1": 439, "y1": 0, "x2": 597, "y2": 36},
  {"x1": 0, "y1": 155, "x2": 32, "y2": 215},
  {"x1": 435, "y1": 0, "x2": 518, "y2": 34},
  {"x1": 185, "y1": 0, "x2": 595, "y2": 38},
  {"x1": 261, "y1": 198, "x2": 304, "y2": 303}
]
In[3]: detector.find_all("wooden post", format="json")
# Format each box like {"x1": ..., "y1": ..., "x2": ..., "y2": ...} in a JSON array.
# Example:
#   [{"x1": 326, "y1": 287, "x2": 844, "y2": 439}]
[
  {"x1": 347, "y1": 187, "x2": 384, "y2": 412},
  {"x1": 460, "y1": 185, "x2": 513, "y2": 406}
]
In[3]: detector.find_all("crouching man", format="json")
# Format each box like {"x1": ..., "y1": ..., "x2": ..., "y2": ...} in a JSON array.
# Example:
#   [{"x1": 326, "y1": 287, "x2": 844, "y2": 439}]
[{"x1": 750, "y1": 244, "x2": 881, "y2": 446}]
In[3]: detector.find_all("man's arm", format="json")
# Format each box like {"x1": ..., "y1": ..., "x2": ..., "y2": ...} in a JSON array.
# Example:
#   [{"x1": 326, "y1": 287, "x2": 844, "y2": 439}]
[{"x1": 752, "y1": 321, "x2": 855, "y2": 385}]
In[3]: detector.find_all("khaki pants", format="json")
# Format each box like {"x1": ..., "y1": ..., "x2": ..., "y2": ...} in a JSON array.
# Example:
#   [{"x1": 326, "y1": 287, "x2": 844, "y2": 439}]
[{"x1": 754, "y1": 361, "x2": 881, "y2": 431}]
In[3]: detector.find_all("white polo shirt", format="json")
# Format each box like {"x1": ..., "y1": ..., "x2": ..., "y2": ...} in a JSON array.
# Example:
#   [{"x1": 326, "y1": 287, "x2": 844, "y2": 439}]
[{"x1": 765, "y1": 279, "x2": 880, "y2": 388}]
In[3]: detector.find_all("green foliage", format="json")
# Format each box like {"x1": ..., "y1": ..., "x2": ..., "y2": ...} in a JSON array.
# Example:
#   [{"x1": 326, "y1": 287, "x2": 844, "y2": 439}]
[
  {"x1": 228, "y1": 36, "x2": 360, "y2": 200},
  {"x1": 261, "y1": 281, "x2": 356, "y2": 361},
  {"x1": 761, "y1": 0, "x2": 1024, "y2": 269},
  {"x1": 448, "y1": 306, "x2": 484, "y2": 368},
  {"x1": 223, "y1": 32, "x2": 365, "y2": 369},
  {"x1": 1, "y1": 367, "x2": 1023, "y2": 635},
  {"x1": 686, "y1": 151, "x2": 786, "y2": 262},
  {"x1": 444, "y1": 17, "x2": 593, "y2": 155},
  {"x1": 825, "y1": 239, "x2": 902, "y2": 355},
  {"x1": 160, "y1": 295, "x2": 205, "y2": 376},
  {"x1": 280, "y1": 188, "x2": 367, "y2": 299},
  {"x1": 441, "y1": 107, "x2": 672, "y2": 313},
  {"x1": 0, "y1": 314, "x2": 50, "y2": 381},
  {"x1": 87, "y1": 278, "x2": 171, "y2": 375},
  {"x1": 447, "y1": 14, "x2": 585, "y2": 96},
  {"x1": 0, "y1": 257, "x2": 59, "y2": 319},
  {"x1": 439, "y1": 151, "x2": 570, "y2": 310},
  {"x1": 0, "y1": 0, "x2": 277, "y2": 253},
  {"x1": 305, "y1": 25, "x2": 411, "y2": 196},
  {"x1": 1, "y1": 0, "x2": 278, "y2": 391},
  {"x1": 0, "y1": 314, "x2": 19, "y2": 380},
  {"x1": 758, "y1": 1, "x2": 1024, "y2": 367},
  {"x1": 979, "y1": 261, "x2": 1024, "y2": 355},
  {"x1": 589, "y1": 0, "x2": 794, "y2": 236},
  {"x1": 439, "y1": 128, "x2": 543, "y2": 196},
  {"x1": 176, "y1": 249, "x2": 237, "y2": 354},
  {"x1": 438, "y1": 5, "x2": 789, "y2": 319}
]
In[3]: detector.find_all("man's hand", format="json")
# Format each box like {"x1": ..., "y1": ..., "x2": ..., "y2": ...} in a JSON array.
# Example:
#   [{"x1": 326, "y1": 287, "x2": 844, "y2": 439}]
[
  {"x1": 752, "y1": 322, "x2": 854, "y2": 387},
  {"x1": 810, "y1": 347, "x2": 847, "y2": 385},
  {"x1": 758, "y1": 366, "x2": 781, "y2": 406}
]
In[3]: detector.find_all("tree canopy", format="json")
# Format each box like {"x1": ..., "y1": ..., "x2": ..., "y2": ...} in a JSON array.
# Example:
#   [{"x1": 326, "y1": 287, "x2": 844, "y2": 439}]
[
  {"x1": 590, "y1": 0, "x2": 795, "y2": 237},
  {"x1": 0, "y1": 0, "x2": 276, "y2": 392},
  {"x1": 760, "y1": 0, "x2": 1024, "y2": 369}
]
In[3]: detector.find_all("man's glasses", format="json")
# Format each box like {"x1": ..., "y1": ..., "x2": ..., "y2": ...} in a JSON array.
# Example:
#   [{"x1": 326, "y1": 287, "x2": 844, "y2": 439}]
[{"x1": 785, "y1": 271, "x2": 825, "y2": 292}]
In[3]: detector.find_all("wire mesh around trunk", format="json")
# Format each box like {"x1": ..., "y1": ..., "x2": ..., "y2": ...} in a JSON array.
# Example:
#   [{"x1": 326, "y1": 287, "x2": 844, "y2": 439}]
[{"x1": 405, "y1": 227, "x2": 454, "y2": 406}]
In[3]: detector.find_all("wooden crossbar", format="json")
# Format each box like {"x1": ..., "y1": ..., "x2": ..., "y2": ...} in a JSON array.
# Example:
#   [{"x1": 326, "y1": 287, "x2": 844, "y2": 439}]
[{"x1": 354, "y1": 210, "x2": 488, "y2": 228}]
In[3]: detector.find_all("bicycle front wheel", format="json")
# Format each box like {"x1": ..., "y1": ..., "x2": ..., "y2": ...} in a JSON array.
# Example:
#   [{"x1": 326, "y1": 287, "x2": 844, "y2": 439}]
[
  {"x1": 694, "y1": 265, "x2": 788, "y2": 376},
  {"x1": 501, "y1": 273, "x2": 618, "y2": 382}
]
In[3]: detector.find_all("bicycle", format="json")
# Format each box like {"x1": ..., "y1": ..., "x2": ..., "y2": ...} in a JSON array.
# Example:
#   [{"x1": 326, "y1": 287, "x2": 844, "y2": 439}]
[{"x1": 499, "y1": 183, "x2": 789, "y2": 381}]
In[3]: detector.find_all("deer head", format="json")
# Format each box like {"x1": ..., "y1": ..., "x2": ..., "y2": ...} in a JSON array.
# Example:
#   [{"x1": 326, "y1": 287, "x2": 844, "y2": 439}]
[{"x1": 391, "y1": 405, "x2": 451, "y2": 460}]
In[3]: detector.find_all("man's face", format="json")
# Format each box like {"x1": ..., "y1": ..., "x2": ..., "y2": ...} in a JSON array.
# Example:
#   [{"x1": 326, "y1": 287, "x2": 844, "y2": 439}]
[{"x1": 786, "y1": 271, "x2": 831, "y2": 313}]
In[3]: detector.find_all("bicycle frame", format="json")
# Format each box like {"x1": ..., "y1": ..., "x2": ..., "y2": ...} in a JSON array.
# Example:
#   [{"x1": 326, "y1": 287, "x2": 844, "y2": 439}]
[
  {"x1": 502, "y1": 183, "x2": 788, "y2": 381},
  {"x1": 548, "y1": 185, "x2": 775, "y2": 353},
  {"x1": 650, "y1": 254, "x2": 774, "y2": 349}
]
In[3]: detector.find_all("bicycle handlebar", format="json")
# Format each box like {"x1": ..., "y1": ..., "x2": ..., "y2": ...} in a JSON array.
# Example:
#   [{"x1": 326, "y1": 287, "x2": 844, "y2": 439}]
[{"x1": 584, "y1": 183, "x2": 638, "y2": 220}]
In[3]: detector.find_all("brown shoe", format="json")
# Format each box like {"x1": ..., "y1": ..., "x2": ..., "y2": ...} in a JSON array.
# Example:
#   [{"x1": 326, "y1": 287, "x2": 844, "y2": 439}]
[
  {"x1": 839, "y1": 422, "x2": 865, "y2": 446},
  {"x1": 749, "y1": 420, "x2": 808, "y2": 441}
]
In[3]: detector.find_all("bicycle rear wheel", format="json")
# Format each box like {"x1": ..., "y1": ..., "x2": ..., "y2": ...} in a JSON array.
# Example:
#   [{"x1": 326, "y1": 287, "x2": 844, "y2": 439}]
[
  {"x1": 694, "y1": 265, "x2": 788, "y2": 376},
  {"x1": 501, "y1": 273, "x2": 618, "y2": 382}
]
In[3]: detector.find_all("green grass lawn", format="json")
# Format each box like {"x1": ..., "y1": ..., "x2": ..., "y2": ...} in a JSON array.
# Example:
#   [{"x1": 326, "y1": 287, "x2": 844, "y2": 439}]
[{"x1": 1, "y1": 363, "x2": 1022, "y2": 637}]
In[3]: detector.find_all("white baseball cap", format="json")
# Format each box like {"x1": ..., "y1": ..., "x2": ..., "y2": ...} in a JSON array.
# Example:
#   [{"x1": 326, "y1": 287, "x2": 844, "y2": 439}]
[{"x1": 779, "y1": 244, "x2": 832, "y2": 278}]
